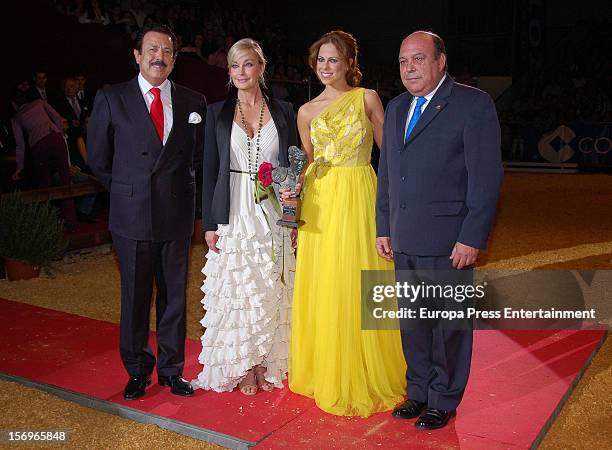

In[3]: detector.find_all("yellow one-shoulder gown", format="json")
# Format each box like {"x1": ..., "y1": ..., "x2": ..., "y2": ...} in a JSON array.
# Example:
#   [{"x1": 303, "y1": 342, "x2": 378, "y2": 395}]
[{"x1": 289, "y1": 88, "x2": 406, "y2": 417}]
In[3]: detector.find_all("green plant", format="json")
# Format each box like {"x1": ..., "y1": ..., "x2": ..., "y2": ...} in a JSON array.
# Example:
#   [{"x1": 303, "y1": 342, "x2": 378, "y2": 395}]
[{"x1": 0, "y1": 193, "x2": 67, "y2": 266}]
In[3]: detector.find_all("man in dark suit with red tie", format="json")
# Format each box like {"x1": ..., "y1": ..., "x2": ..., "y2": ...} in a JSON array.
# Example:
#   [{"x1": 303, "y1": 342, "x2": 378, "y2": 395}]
[{"x1": 88, "y1": 24, "x2": 206, "y2": 400}]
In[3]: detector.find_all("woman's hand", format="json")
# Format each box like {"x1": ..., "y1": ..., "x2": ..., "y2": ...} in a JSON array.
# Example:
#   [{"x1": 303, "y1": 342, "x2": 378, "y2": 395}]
[
  {"x1": 280, "y1": 182, "x2": 302, "y2": 203},
  {"x1": 205, "y1": 231, "x2": 220, "y2": 253},
  {"x1": 280, "y1": 173, "x2": 305, "y2": 203}
]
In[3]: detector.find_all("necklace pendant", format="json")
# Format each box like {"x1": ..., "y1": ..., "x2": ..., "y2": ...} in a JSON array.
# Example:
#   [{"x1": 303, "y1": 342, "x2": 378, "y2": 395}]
[{"x1": 238, "y1": 96, "x2": 266, "y2": 182}]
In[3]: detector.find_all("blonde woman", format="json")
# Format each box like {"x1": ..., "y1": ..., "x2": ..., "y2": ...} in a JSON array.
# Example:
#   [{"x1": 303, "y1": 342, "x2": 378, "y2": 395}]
[{"x1": 193, "y1": 38, "x2": 298, "y2": 395}]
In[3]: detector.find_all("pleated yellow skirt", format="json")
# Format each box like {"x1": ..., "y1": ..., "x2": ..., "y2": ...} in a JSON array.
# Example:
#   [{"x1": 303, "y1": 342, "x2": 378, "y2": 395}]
[{"x1": 289, "y1": 163, "x2": 406, "y2": 417}]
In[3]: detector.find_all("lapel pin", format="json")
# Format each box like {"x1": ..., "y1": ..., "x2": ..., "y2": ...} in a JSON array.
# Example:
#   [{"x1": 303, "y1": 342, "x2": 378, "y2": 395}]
[{"x1": 435, "y1": 105, "x2": 441, "y2": 110}]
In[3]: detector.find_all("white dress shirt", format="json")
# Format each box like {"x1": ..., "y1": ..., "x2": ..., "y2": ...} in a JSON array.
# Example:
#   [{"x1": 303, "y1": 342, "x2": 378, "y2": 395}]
[
  {"x1": 404, "y1": 74, "x2": 447, "y2": 137},
  {"x1": 137, "y1": 73, "x2": 173, "y2": 145}
]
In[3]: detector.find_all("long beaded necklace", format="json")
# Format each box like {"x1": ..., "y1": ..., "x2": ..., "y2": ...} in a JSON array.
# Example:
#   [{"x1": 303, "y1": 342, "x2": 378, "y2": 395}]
[{"x1": 237, "y1": 96, "x2": 266, "y2": 181}]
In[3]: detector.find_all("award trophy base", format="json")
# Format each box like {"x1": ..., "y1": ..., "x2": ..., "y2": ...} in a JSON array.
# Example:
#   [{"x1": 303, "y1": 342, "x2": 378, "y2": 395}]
[
  {"x1": 276, "y1": 219, "x2": 304, "y2": 228},
  {"x1": 277, "y1": 197, "x2": 304, "y2": 228}
]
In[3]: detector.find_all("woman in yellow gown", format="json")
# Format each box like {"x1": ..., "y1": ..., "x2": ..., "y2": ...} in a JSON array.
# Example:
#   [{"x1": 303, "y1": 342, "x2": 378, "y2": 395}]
[{"x1": 289, "y1": 31, "x2": 406, "y2": 417}]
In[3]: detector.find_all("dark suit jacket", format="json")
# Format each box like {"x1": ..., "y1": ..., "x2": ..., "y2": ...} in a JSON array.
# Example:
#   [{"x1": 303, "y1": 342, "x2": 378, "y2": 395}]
[
  {"x1": 28, "y1": 87, "x2": 52, "y2": 103},
  {"x1": 88, "y1": 76, "x2": 207, "y2": 241},
  {"x1": 77, "y1": 90, "x2": 94, "y2": 112},
  {"x1": 202, "y1": 94, "x2": 298, "y2": 231},
  {"x1": 376, "y1": 76, "x2": 503, "y2": 255},
  {"x1": 52, "y1": 96, "x2": 87, "y2": 122}
]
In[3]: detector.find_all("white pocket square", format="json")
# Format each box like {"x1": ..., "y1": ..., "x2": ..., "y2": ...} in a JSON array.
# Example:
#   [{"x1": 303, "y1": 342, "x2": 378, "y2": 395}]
[{"x1": 188, "y1": 112, "x2": 202, "y2": 124}]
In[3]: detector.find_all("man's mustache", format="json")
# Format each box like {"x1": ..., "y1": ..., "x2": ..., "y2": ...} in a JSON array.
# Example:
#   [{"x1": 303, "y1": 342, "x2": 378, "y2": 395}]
[{"x1": 150, "y1": 60, "x2": 167, "y2": 68}]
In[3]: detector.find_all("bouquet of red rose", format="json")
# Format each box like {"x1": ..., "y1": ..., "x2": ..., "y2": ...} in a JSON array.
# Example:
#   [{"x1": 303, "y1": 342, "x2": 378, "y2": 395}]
[{"x1": 254, "y1": 162, "x2": 282, "y2": 216}]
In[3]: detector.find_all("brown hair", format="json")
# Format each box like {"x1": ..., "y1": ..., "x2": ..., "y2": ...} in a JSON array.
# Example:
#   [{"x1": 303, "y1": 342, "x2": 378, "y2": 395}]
[{"x1": 308, "y1": 30, "x2": 362, "y2": 87}]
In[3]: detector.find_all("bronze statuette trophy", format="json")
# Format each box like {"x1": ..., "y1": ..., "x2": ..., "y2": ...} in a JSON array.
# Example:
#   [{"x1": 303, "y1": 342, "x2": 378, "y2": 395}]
[{"x1": 272, "y1": 146, "x2": 308, "y2": 228}]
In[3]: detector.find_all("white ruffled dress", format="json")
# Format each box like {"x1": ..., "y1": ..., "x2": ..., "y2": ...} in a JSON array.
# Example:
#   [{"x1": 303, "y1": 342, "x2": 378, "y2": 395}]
[{"x1": 192, "y1": 120, "x2": 294, "y2": 392}]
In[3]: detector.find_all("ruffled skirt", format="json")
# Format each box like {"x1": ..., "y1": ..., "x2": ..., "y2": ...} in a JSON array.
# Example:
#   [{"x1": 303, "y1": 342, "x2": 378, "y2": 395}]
[{"x1": 192, "y1": 207, "x2": 294, "y2": 392}]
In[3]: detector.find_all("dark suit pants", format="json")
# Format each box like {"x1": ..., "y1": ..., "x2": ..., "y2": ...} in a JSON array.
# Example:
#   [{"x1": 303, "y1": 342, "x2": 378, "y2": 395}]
[
  {"x1": 394, "y1": 252, "x2": 473, "y2": 411},
  {"x1": 112, "y1": 233, "x2": 190, "y2": 377},
  {"x1": 31, "y1": 132, "x2": 78, "y2": 229}
]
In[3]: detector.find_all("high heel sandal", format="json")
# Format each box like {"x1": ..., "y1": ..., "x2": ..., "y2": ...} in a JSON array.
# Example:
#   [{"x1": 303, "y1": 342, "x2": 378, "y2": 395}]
[{"x1": 255, "y1": 366, "x2": 274, "y2": 392}]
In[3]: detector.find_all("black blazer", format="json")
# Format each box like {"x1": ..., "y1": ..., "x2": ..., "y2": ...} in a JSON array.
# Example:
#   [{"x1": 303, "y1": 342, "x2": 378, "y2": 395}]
[
  {"x1": 88, "y1": 76, "x2": 207, "y2": 241},
  {"x1": 202, "y1": 94, "x2": 298, "y2": 231},
  {"x1": 52, "y1": 96, "x2": 87, "y2": 122},
  {"x1": 28, "y1": 87, "x2": 50, "y2": 102}
]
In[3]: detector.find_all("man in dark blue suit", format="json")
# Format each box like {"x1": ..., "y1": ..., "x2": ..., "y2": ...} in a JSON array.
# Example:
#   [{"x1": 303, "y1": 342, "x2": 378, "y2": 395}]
[
  {"x1": 376, "y1": 31, "x2": 503, "y2": 429},
  {"x1": 88, "y1": 25, "x2": 206, "y2": 400}
]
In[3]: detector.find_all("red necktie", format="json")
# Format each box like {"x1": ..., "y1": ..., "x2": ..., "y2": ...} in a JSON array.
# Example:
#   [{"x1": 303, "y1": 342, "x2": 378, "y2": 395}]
[{"x1": 149, "y1": 87, "x2": 164, "y2": 142}]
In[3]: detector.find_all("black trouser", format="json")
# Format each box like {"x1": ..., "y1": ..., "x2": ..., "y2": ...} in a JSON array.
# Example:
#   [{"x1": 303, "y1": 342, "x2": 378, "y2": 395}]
[
  {"x1": 31, "y1": 132, "x2": 78, "y2": 229},
  {"x1": 112, "y1": 233, "x2": 191, "y2": 377},
  {"x1": 394, "y1": 252, "x2": 473, "y2": 411}
]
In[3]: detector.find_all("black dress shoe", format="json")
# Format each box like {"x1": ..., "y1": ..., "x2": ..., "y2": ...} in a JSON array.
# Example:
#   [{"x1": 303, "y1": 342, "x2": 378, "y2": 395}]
[
  {"x1": 415, "y1": 408, "x2": 455, "y2": 430},
  {"x1": 123, "y1": 374, "x2": 151, "y2": 400},
  {"x1": 392, "y1": 399, "x2": 427, "y2": 419},
  {"x1": 158, "y1": 375, "x2": 194, "y2": 397}
]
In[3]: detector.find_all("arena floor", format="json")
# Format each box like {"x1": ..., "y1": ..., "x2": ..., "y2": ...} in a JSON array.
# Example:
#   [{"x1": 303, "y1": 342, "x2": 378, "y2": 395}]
[{"x1": 1, "y1": 172, "x2": 611, "y2": 449}]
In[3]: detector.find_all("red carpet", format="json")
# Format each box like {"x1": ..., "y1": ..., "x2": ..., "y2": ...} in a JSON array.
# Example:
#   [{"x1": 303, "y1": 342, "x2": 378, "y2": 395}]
[{"x1": 0, "y1": 298, "x2": 606, "y2": 449}]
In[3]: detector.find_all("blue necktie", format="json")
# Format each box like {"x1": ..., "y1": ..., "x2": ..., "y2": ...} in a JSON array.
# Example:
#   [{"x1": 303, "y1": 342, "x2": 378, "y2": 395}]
[{"x1": 405, "y1": 96, "x2": 426, "y2": 142}]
